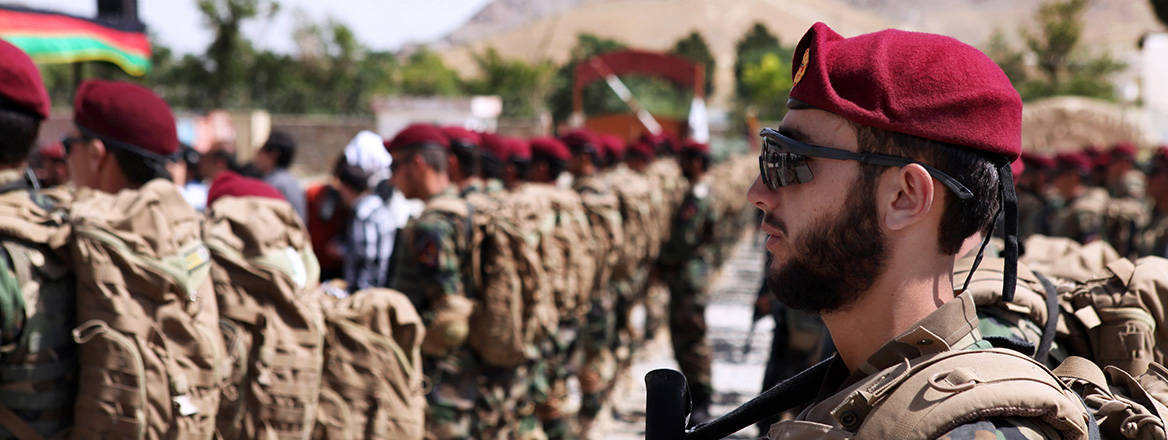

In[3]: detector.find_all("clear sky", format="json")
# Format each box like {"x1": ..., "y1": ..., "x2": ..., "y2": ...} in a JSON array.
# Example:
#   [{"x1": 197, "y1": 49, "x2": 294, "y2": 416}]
[{"x1": 18, "y1": 0, "x2": 492, "y2": 54}]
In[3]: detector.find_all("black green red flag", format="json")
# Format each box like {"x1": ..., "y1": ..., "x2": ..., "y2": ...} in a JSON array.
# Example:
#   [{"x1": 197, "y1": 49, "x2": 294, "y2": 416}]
[{"x1": 0, "y1": 6, "x2": 150, "y2": 76}]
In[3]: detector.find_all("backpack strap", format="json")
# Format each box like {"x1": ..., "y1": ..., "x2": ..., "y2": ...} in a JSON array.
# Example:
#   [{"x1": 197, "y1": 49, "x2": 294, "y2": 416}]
[{"x1": 1034, "y1": 271, "x2": 1061, "y2": 363}]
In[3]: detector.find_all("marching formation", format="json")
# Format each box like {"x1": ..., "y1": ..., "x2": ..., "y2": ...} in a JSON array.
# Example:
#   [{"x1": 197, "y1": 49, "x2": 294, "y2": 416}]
[{"x1": 0, "y1": 38, "x2": 762, "y2": 439}]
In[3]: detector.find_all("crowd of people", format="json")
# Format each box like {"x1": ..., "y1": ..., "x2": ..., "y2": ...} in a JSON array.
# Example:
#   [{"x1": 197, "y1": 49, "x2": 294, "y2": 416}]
[{"x1": 0, "y1": 33, "x2": 768, "y2": 439}]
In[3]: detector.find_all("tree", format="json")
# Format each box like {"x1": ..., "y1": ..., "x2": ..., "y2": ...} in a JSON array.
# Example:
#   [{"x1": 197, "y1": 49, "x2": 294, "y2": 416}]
[
  {"x1": 733, "y1": 23, "x2": 790, "y2": 101},
  {"x1": 196, "y1": 0, "x2": 279, "y2": 107},
  {"x1": 465, "y1": 48, "x2": 554, "y2": 118},
  {"x1": 670, "y1": 31, "x2": 715, "y2": 96},
  {"x1": 739, "y1": 53, "x2": 792, "y2": 118},
  {"x1": 398, "y1": 48, "x2": 463, "y2": 96},
  {"x1": 985, "y1": 0, "x2": 1126, "y2": 101}
]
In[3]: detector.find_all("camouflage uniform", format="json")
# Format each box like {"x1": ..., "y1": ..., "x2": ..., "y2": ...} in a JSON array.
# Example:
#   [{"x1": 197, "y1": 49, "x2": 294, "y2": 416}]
[
  {"x1": 658, "y1": 176, "x2": 718, "y2": 414},
  {"x1": 766, "y1": 293, "x2": 1072, "y2": 439},
  {"x1": 458, "y1": 180, "x2": 484, "y2": 198},
  {"x1": 0, "y1": 169, "x2": 75, "y2": 438},
  {"x1": 1107, "y1": 169, "x2": 1146, "y2": 200},
  {"x1": 1016, "y1": 187, "x2": 1050, "y2": 240},
  {"x1": 1136, "y1": 211, "x2": 1168, "y2": 258},
  {"x1": 392, "y1": 187, "x2": 540, "y2": 440},
  {"x1": 572, "y1": 175, "x2": 621, "y2": 427},
  {"x1": 1047, "y1": 187, "x2": 1108, "y2": 244}
]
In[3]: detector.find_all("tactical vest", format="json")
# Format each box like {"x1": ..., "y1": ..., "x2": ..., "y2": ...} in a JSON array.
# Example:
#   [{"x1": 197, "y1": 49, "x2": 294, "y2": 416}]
[
  {"x1": 0, "y1": 184, "x2": 75, "y2": 439},
  {"x1": 766, "y1": 349, "x2": 1091, "y2": 439}
]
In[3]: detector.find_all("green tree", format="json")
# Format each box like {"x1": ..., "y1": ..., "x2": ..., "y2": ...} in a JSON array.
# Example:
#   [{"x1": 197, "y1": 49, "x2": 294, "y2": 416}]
[
  {"x1": 739, "y1": 53, "x2": 792, "y2": 117},
  {"x1": 548, "y1": 34, "x2": 627, "y2": 122},
  {"x1": 196, "y1": 0, "x2": 279, "y2": 107},
  {"x1": 733, "y1": 23, "x2": 790, "y2": 101},
  {"x1": 398, "y1": 48, "x2": 463, "y2": 96},
  {"x1": 465, "y1": 48, "x2": 554, "y2": 118},
  {"x1": 670, "y1": 31, "x2": 715, "y2": 96},
  {"x1": 986, "y1": 0, "x2": 1126, "y2": 101}
]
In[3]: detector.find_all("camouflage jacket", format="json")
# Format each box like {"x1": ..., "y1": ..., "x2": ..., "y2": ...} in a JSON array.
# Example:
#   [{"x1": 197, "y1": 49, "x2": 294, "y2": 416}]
[
  {"x1": 389, "y1": 187, "x2": 472, "y2": 333},
  {"x1": 1048, "y1": 187, "x2": 1108, "y2": 244},
  {"x1": 658, "y1": 177, "x2": 718, "y2": 282},
  {"x1": 1137, "y1": 210, "x2": 1168, "y2": 258}
]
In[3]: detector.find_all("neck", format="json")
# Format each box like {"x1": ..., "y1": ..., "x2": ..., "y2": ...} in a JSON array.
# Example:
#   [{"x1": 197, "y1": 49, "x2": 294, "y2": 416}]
[
  {"x1": 821, "y1": 242, "x2": 955, "y2": 371},
  {"x1": 422, "y1": 174, "x2": 451, "y2": 200}
]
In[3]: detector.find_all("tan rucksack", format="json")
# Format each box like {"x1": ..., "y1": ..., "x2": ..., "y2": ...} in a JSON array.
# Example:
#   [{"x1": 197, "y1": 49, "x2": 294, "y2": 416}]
[
  {"x1": 313, "y1": 288, "x2": 425, "y2": 440},
  {"x1": 509, "y1": 184, "x2": 597, "y2": 325},
  {"x1": 0, "y1": 185, "x2": 75, "y2": 439},
  {"x1": 425, "y1": 194, "x2": 553, "y2": 368},
  {"x1": 69, "y1": 180, "x2": 226, "y2": 439},
  {"x1": 202, "y1": 196, "x2": 325, "y2": 440}
]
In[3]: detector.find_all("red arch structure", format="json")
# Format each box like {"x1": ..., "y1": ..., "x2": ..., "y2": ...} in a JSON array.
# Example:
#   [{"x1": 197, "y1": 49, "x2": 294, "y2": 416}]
[{"x1": 571, "y1": 49, "x2": 705, "y2": 115}]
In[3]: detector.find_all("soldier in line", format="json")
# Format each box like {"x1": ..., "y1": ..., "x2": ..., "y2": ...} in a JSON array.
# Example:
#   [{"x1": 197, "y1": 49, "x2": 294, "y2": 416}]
[
  {"x1": 658, "y1": 140, "x2": 720, "y2": 425},
  {"x1": 560, "y1": 129, "x2": 621, "y2": 432},
  {"x1": 1016, "y1": 152, "x2": 1055, "y2": 240},
  {"x1": 478, "y1": 132, "x2": 509, "y2": 194},
  {"x1": 0, "y1": 41, "x2": 76, "y2": 439},
  {"x1": 442, "y1": 126, "x2": 484, "y2": 197},
  {"x1": 1103, "y1": 142, "x2": 1145, "y2": 199},
  {"x1": 1047, "y1": 151, "x2": 1108, "y2": 244},
  {"x1": 746, "y1": 22, "x2": 1088, "y2": 438},
  {"x1": 1138, "y1": 147, "x2": 1168, "y2": 257},
  {"x1": 386, "y1": 124, "x2": 481, "y2": 438}
]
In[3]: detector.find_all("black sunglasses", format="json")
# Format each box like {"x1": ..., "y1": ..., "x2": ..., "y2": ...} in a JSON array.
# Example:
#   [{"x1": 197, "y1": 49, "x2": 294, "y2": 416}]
[{"x1": 758, "y1": 128, "x2": 973, "y2": 200}]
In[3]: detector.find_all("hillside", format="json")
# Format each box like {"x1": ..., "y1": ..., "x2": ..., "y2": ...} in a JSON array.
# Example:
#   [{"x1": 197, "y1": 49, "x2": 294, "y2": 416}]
[{"x1": 435, "y1": 0, "x2": 1163, "y2": 108}]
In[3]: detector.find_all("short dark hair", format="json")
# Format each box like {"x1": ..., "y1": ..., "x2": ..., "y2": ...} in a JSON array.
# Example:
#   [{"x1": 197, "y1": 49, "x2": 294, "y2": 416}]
[
  {"x1": 205, "y1": 147, "x2": 239, "y2": 173},
  {"x1": 531, "y1": 152, "x2": 566, "y2": 180},
  {"x1": 0, "y1": 107, "x2": 40, "y2": 166},
  {"x1": 451, "y1": 145, "x2": 480, "y2": 178},
  {"x1": 262, "y1": 131, "x2": 296, "y2": 169},
  {"x1": 110, "y1": 144, "x2": 171, "y2": 186},
  {"x1": 852, "y1": 124, "x2": 1001, "y2": 255},
  {"x1": 332, "y1": 155, "x2": 369, "y2": 193},
  {"x1": 417, "y1": 146, "x2": 448, "y2": 173}
]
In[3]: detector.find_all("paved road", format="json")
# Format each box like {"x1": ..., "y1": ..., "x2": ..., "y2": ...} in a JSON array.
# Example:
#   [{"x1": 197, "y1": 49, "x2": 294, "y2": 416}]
[{"x1": 596, "y1": 234, "x2": 773, "y2": 439}]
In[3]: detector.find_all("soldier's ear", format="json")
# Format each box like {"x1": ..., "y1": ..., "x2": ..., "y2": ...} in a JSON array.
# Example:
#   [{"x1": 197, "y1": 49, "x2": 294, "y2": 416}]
[{"x1": 882, "y1": 163, "x2": 936, "y2": 233}]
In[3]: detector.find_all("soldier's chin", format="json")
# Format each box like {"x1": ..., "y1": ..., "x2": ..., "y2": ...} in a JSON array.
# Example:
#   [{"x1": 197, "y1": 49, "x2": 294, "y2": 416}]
[{"x1": 766, "y1": 260, "x2": 858, "y2": 315}]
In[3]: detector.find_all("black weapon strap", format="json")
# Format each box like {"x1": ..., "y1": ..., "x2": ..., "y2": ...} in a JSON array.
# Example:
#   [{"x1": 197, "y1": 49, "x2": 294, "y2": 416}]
[{"x1": 685, "y1": 355, "x2": 834, "y2": 440}]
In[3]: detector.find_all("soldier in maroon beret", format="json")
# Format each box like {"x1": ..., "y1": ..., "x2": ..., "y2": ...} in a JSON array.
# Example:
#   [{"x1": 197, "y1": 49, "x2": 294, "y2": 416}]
[
  {"x1": 1016, "y1": 152, "x2": 1056, "y2": 239},
  {"x1": 528, "y1": 136, "x2": 570, "y2": 184},
  {"x1": 1101, "y1": 141, "x2": 1146, "y2": 199},
  {"x1": 730, "y1": 22, "x2": 1092, "y2": 438},
  {"x1": 441, "y1": 126, "x2": 484, "y2": 197},
  {"x1": 559, "y1": 129, "x2": 604, "y2": 186},
  {"x1": 65, "y1": 80, "x2": 179, "y2": 193},
  {"x1": 206, "y1": 171, "x2": 285, "y2": 207},
  {"x1": 1141, "y1": 146, "x2": 1168, "y2": 256},
  {"x1": 598, "y1": 134, "x2": 625, "y2": 169},
  {"x1": 625, "y1": 140, "x2": 655, "y2": 173},
  {"x1": 501, "y1": 137, "x2": 530, "y2": 190},
  {"x1": 0, "y1": 40, "x2": 78, "y2": 439}
]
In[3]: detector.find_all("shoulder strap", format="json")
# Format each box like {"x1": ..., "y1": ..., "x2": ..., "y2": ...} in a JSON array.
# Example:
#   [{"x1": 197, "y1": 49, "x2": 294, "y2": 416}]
[{"x1": 1033, "y1": 271, "x2": 1061, "y2": 364}]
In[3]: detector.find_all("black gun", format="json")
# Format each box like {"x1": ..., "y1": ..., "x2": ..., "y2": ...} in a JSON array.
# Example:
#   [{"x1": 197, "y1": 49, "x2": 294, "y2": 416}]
[{"x1": 644, "y1": 356, "x2": 832, "y2": 440}]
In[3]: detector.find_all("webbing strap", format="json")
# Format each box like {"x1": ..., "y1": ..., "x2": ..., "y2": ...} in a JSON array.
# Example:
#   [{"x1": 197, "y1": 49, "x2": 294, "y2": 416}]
[
  {"x1": 0, "y1": 401, "x2": 42, "y2": 440},
  {"x1": 999, "y1": 163, "x2": 1020, "y2": 303},
  {"x1": 1033, "y1": 272, "x2": 1061, "y2": 364}
]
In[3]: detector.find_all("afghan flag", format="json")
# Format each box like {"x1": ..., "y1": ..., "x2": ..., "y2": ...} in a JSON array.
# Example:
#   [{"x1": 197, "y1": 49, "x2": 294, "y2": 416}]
[{"x1": 0, "y1": 6, "x2": 150, "y2": 76}]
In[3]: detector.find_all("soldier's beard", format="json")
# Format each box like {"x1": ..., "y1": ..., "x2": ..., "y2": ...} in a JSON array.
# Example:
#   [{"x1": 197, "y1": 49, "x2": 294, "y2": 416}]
[{"x1": 766, "y1": 174, "x2": 887, "y2": 314}]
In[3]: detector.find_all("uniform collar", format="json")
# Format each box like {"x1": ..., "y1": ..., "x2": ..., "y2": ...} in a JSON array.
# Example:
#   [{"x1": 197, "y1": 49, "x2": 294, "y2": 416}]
[
  {"x1": 816, "y1": 291, "x2": 983, "y2": 399},
  {"x1": 0, "y1": 169, "x2": 26, "y2": 189}
]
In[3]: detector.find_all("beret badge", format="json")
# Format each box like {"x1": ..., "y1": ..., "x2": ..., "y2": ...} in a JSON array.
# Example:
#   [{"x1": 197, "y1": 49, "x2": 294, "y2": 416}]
[{"x1": 793, "y1": 50, "x2": 809, "y2": 86}]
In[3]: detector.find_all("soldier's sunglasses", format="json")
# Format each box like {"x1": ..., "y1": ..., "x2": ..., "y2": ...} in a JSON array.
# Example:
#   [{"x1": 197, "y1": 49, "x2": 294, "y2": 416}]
[{"x1": 758, "y1": 128, "x2": 973, "y2": 200}]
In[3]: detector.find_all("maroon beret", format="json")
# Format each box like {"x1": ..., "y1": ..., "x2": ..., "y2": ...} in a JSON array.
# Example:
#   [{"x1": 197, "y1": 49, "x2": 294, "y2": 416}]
[
  {"x1": 0, "y1": 40, "x2": 49, "y2": 120},
  {"x1": 1010, "y1": 157, "x2": 1024, "y2": 180},
  {"x1": 789, "y1": 23, "x2": 1022, "y2": 161},
  {"x1": 680, "y1": 140, "x2": 711, "y2": 156},
  {"x1": 74, "y1": 80, "x2": 178, "y2": 157},
  {"x1": 39, "y1": 142, "x2": 65, "y2": 161},
  {"x1": 206, "y1": 171, "x2": 285, "y2": 206},
  {"x1": 385, "y1": 123, "x2": 450, "y2": 152},
  {"x1": 530, "y1": 137, "x2": 571, "y2": 161},
  {"x1": 1109, "y1": 142, "x2": 1137, "y2": 160},
  {"x1": 1055, "y1": 152, "x2": 1092, "y2": 174},
  {"x1": 442, "y1": 126, "x2": 481, "y2": 149},
  {"x1": 505, "y1": 137, "x2": 531, "y2": 161},
  {"x1": 599, "y1": 134, "x2": 625, "y2": 161},
  {"x1": 559, "y1": 129, "x2": 599, "y2": 155},
  {"x1": 627, "y1": 140, "x2": 654, "y2": 159},
  {"x1": 1019, "y1": 152, "x2": 1055, "y2": 170},
  {"x1": 480, "y1": 132, "x2": 507, "y2": 159}
]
